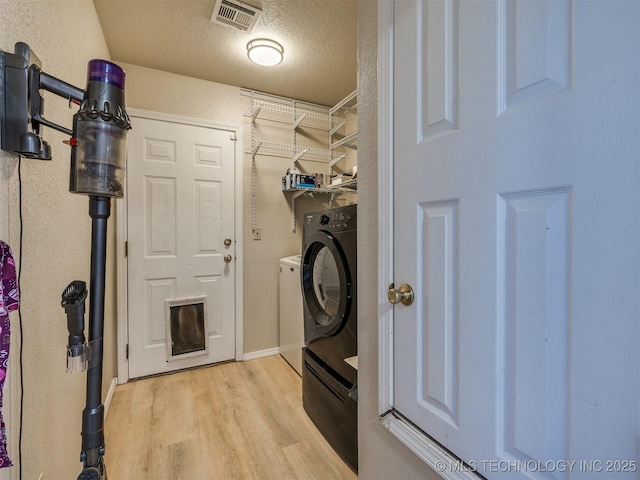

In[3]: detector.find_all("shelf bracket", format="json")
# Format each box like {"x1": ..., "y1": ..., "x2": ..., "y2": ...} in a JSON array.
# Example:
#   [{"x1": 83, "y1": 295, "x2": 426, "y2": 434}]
[
  {"x1": 251, "y1": 141, "x2": 261, "y2": 159},
  {"x1": 330, "y1": 119, "x2": 347, "y2": 137},
  {"x1": 331, "y1": 131, "x2": 358, "y2": 150},
  {"x1": 293, "y1": 112, "x2": 308, "y2": 130},
  {"x1": 251, "y1": 105, "x2": 262, "y2": 123},
  {"x1": 330, "y1": 89, "x2": 358, "y2": 115},
  {"x1": 291, "y1": 190, "x2": 307, "y2": 200},
  {"x1": 292, "y1": 148, "x2": 309, "y2": 164},
  {"x1": 329, "y1": 153, "x2": 347, "y2": 169}
]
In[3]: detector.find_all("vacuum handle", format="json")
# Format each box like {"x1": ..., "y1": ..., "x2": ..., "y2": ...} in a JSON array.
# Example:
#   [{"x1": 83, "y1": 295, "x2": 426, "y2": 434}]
[{"x1": 29, "y1": 65, "x2": 84, "y2": 136}]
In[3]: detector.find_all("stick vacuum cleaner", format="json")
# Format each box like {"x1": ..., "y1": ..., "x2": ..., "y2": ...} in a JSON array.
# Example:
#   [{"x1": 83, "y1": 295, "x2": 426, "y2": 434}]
[
  {"x1": 60, "y1": 59, "x2": 131, "y2": 480},
  {"x1": 0, "y1": 43, "x2": 131, "y2": 479}
]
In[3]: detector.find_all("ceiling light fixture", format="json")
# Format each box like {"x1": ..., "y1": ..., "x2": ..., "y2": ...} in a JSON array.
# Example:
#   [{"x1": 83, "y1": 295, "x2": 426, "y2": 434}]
[{"x1": 247, "y1": 38, "x2": 284, "y2": 66}]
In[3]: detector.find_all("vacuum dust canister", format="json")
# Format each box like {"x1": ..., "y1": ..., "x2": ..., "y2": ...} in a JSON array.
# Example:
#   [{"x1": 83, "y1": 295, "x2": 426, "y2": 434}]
[{"x1": 69, "y1": 59, "x2": 131, "y2": 198}]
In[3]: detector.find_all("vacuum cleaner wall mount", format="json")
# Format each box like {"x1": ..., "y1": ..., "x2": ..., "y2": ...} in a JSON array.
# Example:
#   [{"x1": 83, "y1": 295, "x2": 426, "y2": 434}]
[{"x1": 0, "y1": 42, "x2": 84, "y2": 160}]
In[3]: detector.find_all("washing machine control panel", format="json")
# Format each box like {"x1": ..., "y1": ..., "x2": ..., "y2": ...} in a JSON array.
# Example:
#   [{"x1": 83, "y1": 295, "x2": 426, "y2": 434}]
[{"x1": 306, "y1": 208, "x2": 355, "y2": 232}]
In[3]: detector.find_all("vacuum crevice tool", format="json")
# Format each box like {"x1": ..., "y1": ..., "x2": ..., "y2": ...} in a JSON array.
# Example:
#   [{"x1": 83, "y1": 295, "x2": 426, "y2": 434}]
[{"x1": 61, "y1": 280, "x2": 91, "y2": 373}]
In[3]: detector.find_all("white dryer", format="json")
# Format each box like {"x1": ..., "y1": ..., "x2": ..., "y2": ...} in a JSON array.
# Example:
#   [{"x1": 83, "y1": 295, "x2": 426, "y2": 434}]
[{"x1": 279, "y1": 255, "x2": 303, "y2": 375}]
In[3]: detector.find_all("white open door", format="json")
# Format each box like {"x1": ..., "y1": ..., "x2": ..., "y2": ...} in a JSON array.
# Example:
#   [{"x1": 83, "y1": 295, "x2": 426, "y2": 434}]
[
  {"x1": 125, "y1": 113, "x2": 238, "y2": 379},
  {"x1": 389, "y1": 0, "x2": 639, "y2": 478}
]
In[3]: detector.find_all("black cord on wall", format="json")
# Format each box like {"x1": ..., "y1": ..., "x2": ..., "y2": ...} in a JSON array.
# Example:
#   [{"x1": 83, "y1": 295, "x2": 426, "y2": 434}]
[{"x1": 17, "y1": 155, "x2": 24, "y2": 480}]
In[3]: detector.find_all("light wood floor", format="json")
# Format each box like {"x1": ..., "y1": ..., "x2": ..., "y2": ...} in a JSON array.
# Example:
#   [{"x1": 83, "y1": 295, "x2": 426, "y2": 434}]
[{"x1": 104, "y1": 355, "x2": 358, "y2": 479}]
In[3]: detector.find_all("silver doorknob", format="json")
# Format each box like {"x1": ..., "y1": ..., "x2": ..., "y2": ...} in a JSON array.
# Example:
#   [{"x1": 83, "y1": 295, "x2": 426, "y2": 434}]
[
  {"x1": 224, "y1": 238, "x2": 232, "y2": 247},
  {"x1": 224, "y1": 255, "x2": 233, "y2": 263},
  {"x1": 388, "y1": 283, "x2": 414, "y2": 306}
]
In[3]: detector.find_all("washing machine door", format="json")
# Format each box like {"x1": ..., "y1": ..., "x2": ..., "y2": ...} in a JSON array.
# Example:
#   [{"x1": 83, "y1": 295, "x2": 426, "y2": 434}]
[{"x1": 302, "y1": 231, "x2": 353, "y2": 343}]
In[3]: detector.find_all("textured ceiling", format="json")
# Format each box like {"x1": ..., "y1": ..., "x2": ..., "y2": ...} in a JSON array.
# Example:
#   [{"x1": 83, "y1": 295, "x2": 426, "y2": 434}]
[{"x1": 92, "y1": 0, "x2": 358, "y2": 107}]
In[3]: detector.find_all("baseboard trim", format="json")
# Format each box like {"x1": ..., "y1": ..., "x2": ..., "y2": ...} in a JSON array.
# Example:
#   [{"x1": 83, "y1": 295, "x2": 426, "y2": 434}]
[
  {"x1": 243, "y1": 347, "x2": 280, "y2": 361},
  {"x1": 104, "y1": 377, "x2": 118, "y2": 419}
]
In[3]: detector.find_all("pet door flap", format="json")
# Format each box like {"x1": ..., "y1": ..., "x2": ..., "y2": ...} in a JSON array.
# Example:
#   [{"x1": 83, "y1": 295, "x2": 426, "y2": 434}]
[{"x1": 165, "y1": 296, "x2": 208, "y2": 361}]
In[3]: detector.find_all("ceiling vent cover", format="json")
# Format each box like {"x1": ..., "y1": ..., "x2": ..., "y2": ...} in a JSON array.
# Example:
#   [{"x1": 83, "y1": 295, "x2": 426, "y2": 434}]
[{"x1": 212, "y1": 0, "x2": 262, "y2": 33}]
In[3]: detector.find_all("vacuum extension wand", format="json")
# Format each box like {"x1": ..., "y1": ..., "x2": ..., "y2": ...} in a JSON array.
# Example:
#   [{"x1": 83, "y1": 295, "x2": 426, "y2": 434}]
[
  {"x1": 63, "y1": 197, "x2": 111, "y2": 479},
  {"x1": 86, "y1": 196, "x2": 110, "y2": 478},
  {"x1": 61, "y1": 198, "x2": 111, "y2": 480},
  {"x1": 61, "y1": 199, "x2": 112, "y2": 480}
]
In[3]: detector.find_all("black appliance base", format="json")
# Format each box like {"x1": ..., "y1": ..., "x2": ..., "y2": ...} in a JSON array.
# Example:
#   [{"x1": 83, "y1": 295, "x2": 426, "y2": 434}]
[{"x1": 302, "y1": 348, "x2": 357, "y2": 472}]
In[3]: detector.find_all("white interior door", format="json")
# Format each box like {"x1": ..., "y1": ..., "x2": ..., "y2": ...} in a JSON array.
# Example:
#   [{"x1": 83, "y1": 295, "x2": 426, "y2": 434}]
[
  {"x1": 127, "y1": 115, "x2": 237, "y2": 379},
  {"x1": 392, "y1": 0, "x2": 639, "y2": 478}
]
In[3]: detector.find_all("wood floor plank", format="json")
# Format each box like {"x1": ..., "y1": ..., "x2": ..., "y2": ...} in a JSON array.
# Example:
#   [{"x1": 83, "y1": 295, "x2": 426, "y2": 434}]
[{"x1": 104, "y1": 355, "x2": 357, "y2": 479}]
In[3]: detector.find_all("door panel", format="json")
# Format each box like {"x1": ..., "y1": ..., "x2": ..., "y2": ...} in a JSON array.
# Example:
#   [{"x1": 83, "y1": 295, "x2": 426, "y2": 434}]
[
  {"x1": 498, "y1": 188, "x2": 570, "y2": 464},
  {"x1": 393, "y1": 0, "x2": 639, "y2": 478},
  {"x1": 127, "y1": 116, "x2": 236, "y2": 378},
  {"x1": 417, "y1": 200, "x2": 459, "y2": 426}
]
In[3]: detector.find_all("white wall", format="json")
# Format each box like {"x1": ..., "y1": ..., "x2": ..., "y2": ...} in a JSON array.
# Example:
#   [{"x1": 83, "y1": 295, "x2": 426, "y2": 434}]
[
  {"x1": 0, "y1": 1, "x2": 116, "y2": 478},
  {"x1": 357, "y1": 1, "x2": 442, "y2": 478}
]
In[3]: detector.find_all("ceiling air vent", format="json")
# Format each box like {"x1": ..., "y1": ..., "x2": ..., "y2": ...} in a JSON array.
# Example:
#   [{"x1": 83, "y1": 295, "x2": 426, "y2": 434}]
[{"x1": 211, "y1": 0, "x2": 262, "y2": 33}]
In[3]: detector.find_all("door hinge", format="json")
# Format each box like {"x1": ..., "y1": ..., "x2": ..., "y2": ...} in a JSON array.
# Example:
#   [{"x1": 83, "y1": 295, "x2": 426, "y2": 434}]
[
  {"x1": 126, "y1": 343, "x2": 129, "y2": 360},
  {"x1": 230, "y1": 133, "x2": 237, "y2": 141},
  {"x1": 125, "y1": 241, "x2": 128, "y2": 257}
]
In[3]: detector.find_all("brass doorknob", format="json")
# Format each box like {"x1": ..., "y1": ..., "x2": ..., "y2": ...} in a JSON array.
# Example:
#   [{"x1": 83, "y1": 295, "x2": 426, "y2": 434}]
[
  {"x1": 388, "y1": 283, "x2": 414, "y2": 306},
  {"x1": 224, "y1": 255, "x2": 233, "y2": 263},
  {"x1": 224, "y1": 238, "x2": 232, "y2": 247}
]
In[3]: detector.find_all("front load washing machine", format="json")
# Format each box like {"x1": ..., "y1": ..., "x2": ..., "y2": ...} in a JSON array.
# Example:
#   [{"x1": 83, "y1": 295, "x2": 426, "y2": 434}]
[
  {"x1": 301, "y1": 203, "x2": 357, "y2": 471},
  {"x1": 301, "y1": 204, "x2": 357, "y2": 383}
]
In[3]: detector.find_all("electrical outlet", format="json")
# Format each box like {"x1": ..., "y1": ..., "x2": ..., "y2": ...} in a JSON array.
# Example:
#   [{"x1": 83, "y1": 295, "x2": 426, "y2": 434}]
[{"x1": 253, "y1": 227, "x2": 262, "y2": 240}]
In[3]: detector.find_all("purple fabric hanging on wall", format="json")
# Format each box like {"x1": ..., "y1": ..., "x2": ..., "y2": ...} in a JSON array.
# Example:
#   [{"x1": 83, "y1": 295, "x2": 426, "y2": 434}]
[{"x1": 0, "y1": 241, "x2": 19, "y2": 468}]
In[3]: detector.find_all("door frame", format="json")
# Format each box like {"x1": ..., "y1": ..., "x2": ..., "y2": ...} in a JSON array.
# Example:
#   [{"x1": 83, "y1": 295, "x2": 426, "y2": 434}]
[
  {"x1": 115, "y1": 108, "x2": 244, "y2": 384},
  {"x1": 376, "y1": 2, "x2": 481, "y2": 478}
]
